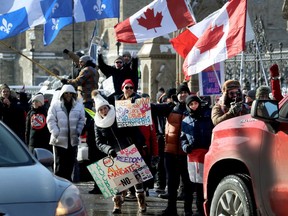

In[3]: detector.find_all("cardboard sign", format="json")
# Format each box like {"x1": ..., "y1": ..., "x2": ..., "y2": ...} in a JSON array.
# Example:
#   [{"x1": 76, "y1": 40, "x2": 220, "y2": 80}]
[
  {"x1": 87, "y1": 144, "x2": 153, "y2": 198},
  {"x1": 115, "y1": 97, "x2": 152, "y2": 127}
]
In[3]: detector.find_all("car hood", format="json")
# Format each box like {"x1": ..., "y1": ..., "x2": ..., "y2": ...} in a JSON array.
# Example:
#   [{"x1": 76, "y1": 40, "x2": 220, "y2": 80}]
[
  {"x1": 213, "y1": 113, "x2": 268, "y2": 133},
  {"x1": 0, "y1": 162, "x2": 70, "y2": 203}
]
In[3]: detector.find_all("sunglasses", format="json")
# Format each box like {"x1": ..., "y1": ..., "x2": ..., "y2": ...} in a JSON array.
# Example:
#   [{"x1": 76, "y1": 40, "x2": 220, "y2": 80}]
[
  {"x1": 125, "y1": 86, "x2": 134, "y2": 90},
  {"x1": 64, "y1": 92, "x2": 73, "y2": 95},
  {"x1": 115, "y1": 61, "x2": 123, "y2": 64},
  {"x1": 229, "y1": 90, "x2": 240, "y2": 96}
]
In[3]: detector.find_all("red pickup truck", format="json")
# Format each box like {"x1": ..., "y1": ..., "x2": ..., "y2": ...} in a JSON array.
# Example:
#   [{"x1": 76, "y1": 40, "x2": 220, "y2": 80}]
[{"x1": 203, "y1": 98, "x2": 288, "y2": 216}]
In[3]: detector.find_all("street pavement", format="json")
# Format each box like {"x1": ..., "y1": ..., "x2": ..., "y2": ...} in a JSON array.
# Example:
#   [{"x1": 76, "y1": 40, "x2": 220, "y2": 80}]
[{"x1": 76, "y1": 181, "x2": 194, "y2": 216}]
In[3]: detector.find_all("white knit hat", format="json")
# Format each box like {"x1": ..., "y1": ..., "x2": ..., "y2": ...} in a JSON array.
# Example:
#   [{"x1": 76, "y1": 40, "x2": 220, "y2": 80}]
[
  {"x1": 94, "y1": 94, "x2": 110, "y2": 112},
  {"x1": 32, "y1": 94, "x2": 44, "y2": 105}
]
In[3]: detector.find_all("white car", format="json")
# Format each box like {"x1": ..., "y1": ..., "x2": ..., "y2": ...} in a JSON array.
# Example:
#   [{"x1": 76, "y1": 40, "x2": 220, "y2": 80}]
[{"x1": 0, "y1": 121, "x2": 87, "y2": 216}]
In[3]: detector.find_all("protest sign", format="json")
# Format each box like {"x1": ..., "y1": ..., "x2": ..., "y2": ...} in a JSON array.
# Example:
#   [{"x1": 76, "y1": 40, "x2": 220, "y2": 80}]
[
  {"x1": 198, "y1": 62, "x2": 224, "y2": 96},
  {"x1": 102, "y1": 76, "x2": 115, "y2": 97},
  {"x1": 87, "y1": 144, "x2": 153, "y2": 198},
  {"x1": 115, "y1": 97, "x2": 152, "y2": 127}
]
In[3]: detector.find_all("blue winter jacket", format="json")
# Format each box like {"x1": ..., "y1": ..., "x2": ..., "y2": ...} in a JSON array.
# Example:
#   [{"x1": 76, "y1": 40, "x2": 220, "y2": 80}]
[{"x1": 180, "y1": 106, "x2": 214, "y2": 153}]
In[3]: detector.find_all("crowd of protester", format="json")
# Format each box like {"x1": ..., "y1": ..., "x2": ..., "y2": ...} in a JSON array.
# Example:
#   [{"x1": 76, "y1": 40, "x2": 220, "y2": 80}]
[{"x1": 0, "y1": 45, "x2": 282, "y2": 215}]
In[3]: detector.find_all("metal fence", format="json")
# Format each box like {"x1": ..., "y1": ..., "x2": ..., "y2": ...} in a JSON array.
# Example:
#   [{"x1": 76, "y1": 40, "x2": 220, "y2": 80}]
[
  {"x1": 224, "y1": 16, "x2": 288, "y2": 95},
  {"x1": 225, "y1": 46, "x2": 288, "y2": 93}
]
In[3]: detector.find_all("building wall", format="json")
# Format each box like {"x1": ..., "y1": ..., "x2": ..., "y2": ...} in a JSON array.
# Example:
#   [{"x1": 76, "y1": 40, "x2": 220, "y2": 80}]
[{"x1": 0, "y1": 0, "x2": 287, "y2": 91}]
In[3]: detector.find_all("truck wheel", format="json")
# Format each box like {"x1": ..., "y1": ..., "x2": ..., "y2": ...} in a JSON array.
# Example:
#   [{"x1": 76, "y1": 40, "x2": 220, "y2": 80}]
[{"x1": 210, "y1": 174, "x2": 255, "y2": 216}]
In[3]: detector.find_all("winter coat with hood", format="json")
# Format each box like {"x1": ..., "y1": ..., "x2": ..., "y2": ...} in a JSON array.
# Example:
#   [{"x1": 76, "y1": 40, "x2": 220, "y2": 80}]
[
  {"x1": 94, "y1": 93, "x2": 146, "y2": 155},
  {"x1": 47, "y1": 84, "x2": 85, "y2": 149},
  {"x1": 25, "y1": 105, "x2": 51, "y2": 152},
  {"x1": 180, "y1": 99, "x2": 214, "y2": 162}
]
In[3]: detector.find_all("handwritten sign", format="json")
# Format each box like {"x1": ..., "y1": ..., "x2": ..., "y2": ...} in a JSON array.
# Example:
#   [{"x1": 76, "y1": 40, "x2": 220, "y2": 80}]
[
  {"x1": 198, "y1": 62, "x2": 224, "y2": 96},
  {"x1": 115, "y1": 97, "x2": 152, "y2": 127},
  {"x1": 87, "y1": 144, "x2": 153, "y2": 198}
]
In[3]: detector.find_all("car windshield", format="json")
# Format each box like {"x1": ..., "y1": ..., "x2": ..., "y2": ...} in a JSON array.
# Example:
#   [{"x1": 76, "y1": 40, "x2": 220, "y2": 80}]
[{"x1": 0, "y1": 122, "x2": 34, "y2": 167}]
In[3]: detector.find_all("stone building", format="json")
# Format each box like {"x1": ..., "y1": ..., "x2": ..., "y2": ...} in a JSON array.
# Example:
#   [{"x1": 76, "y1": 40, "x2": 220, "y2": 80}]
[{"x1": 0, "y1": 0, "x2": 288, "y2": 101}]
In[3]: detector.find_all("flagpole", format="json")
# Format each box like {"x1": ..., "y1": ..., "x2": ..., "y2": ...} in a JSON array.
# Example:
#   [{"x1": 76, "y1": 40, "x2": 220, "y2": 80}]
[
  {"x1": 212, "y1": 64, "x2": 222, "y2": 90},
  {"x1": 240, "y1": 51, "x2": 244, "y2": 87},
  {"x1": 116, "y1": 17, "x2": 120, "y2": 56},
  {"x1": 72, "y1": 0, "x2": 75, "y2": 53},
  {"x1": 0, "y1": 41, "x2": 61, "y2": 80},
  {"x1": 71, "y1": 0, "x2": 75, "y2": 78},
  {"x1": 254, "y1": 41, "x2": 268, "y2": 86}
]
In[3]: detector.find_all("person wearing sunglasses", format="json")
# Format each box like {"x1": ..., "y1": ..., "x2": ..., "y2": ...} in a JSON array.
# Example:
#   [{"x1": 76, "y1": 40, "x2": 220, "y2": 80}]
[
  {"x1": 61, "y1": 55, "x2": 99, "y2": 110},
  {"x1": 93, "y1": 83, "x2": 147, "y2": 212},
  {"x1": 98, "y1": 48, "x2": 139, "y2": 103},
  {"x1": 211, "y1": 80, "x2": 249, "y2": 126},
  {"x1": 117, "y1": 79, "x2": 141, "y2": 101},
  {"x1": 47, "y1": 84, "x2": 85, "y2": 181}
]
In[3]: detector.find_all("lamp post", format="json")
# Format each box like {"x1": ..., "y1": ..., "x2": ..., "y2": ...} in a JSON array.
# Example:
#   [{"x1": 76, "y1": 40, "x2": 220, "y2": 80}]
[{"x1": 29, "y1": 32, "x2": 36, "y2": 85}]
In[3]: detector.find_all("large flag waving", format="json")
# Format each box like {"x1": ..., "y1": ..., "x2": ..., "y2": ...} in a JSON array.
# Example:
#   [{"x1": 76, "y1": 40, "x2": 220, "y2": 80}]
[
  {"x1": 172, "y1": 0, "x2": 248, "y2": 76},
  {"x1": 114, "y1": 0, "x2": 195, "y2": 43},
  {"x1": 0, "y1": 0, "x2": 58, "y2": 40},
  {"x1": 44, "y1": 0, "x2": 119, "y2": 46}
]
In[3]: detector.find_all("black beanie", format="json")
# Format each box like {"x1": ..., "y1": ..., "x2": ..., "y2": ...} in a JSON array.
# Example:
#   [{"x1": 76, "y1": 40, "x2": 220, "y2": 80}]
[
  {"x1": 177, "y1": 83, "x2": 190, "y2": 95},
  {"x1": 185, "y1": 95, "x2": 201, "y2": 106},
  {"x1": 165, "y1": 88, "x2": 176, "y2": 98}
]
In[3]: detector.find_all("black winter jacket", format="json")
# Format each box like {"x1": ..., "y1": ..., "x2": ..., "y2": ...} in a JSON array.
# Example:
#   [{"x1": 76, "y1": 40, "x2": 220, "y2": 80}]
[
  {"x1": 98, "y1": 54, "x2": 139, "y2": 96},
  {"x1": 95, "y1": 121, "x2": 146, "y2": 155},
  {"x1": 25, "y1": 106, "x2": 51, "y2": 152}
]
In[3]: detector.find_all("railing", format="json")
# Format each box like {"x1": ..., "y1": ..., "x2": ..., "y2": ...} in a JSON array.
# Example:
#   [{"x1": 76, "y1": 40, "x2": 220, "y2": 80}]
[
  {"x1": 224, "y1": 15, "x2": 288, "y2": 96},
  {"x1": 225, "y1": 46, "x2": 288, "y2": 96}
]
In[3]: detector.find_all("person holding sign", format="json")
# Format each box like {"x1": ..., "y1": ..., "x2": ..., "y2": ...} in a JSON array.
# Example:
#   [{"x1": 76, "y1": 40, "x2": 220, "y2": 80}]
[
  {"x1": 116, "y1": 79, "x2": 140, "y2": 101},
  {"x1": 92, "y1": 89, "x2": 147, "y2": 214},
  {"x1": 98, "y1": 49, "x2": 139, "y2": 104}
]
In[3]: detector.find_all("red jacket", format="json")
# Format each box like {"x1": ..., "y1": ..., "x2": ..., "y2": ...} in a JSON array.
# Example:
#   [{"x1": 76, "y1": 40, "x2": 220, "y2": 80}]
[{"x1": 139, "y1": 122, "x2": 158, "y2": 157}]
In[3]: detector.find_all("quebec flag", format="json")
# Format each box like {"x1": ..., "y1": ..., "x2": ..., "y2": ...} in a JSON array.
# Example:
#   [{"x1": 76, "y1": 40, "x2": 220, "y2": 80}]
[
  {"x1": 0, "y1": 0, "x2": 59, "y2": 40},
  {"x1": 44, "y1": 0, "x2": 120, "y2": 46}
]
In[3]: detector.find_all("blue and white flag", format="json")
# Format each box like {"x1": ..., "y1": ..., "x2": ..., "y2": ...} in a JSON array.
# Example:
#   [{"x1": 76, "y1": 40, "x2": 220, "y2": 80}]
[
  {"x1": 0, "y1": 0, "x2": 59, "y2": 40},
  {"x1": 74, "y1": 0, "x2": 120, "y2": 22},
  {"x1": 43, "y1": 17, "x2": 73, "y2": 46},
  {"x1": 44, "y1": 0, "x2": 120, "y2": 46}
]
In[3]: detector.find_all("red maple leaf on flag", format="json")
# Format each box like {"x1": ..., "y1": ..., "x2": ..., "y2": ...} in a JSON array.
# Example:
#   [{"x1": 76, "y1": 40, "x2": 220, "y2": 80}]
[
  {"x1": 196, "y1": 24, "x2": 224, "y2": 54},
  {"x1": 137, "y1": 8, "x2": 163, "y2": 33}
]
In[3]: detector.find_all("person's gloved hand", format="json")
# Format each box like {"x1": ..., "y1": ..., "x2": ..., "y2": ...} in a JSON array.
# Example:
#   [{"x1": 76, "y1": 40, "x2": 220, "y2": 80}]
[
  {"x1": 61, "y1": 79, "x2": 68, "y2": 85},
  {"x1": 131, "y1": 51, "x2": 137, "y2": 59},
  {"x1": 108, "y1": 149, "x2": 117, "y2": 158},
  {"x1": 270, "y1": 64, "x2": 279, "y2": 77},
  {"x1": 97, "y1": 46, "x2": 102, "y2": 55},
  {"x1": 186, "y1": 144, "x2": 193, "y2": 153},
  {"x1": 63, "y1": 49, "x2": 69, "y2": 54},
  {"x1": 91, "y1": 89, "x2": 99, "y2": 98},
  {"x1": 229, "y1": 102, "x2": 242, "y2": 115}
]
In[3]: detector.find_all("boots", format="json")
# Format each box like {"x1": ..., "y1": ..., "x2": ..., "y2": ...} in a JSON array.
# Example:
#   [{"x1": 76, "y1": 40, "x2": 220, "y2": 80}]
[
  {"x1": 121, "y1": 189, "x2": 128, "y2": 202},
  {"x1": 136, "y1": 192, "x2": 146, "y2": 213},
  {"x1": 112, "y1": 195, "x2": 122, "y2": 214}
]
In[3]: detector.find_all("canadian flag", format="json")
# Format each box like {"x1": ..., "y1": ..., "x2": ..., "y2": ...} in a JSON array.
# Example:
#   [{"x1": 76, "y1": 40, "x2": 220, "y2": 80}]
[
  {"x1": 114, "y1": 0, "x2": 195, "y2": 43},
  {"x1": 171, "y1": 0, "x2": 250, "y2": 76}
]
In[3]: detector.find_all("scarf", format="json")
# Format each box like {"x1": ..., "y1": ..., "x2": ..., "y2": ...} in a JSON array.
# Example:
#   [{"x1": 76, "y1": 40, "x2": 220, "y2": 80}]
[{"x1": 94, "y1": 105, "x2": 116, "y2": 128}]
